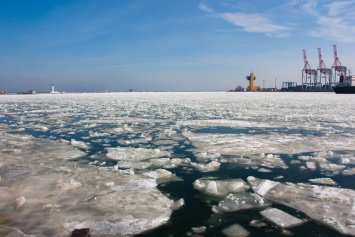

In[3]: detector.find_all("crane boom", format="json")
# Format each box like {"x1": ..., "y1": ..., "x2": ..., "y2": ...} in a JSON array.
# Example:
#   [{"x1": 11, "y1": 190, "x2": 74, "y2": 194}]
[
  {"x1": 303, "y1": 49, "x2": 308, "y2": 67},
  {"x1": 333, "y1": 45, "x2": 338, "y2": 66},
  {"x1": 318, "y1": 48, "x2": 323, "y2": 66}
]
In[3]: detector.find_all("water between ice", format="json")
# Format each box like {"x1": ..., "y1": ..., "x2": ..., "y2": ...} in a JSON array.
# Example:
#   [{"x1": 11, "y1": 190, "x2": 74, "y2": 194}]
[{"x1": 0, "y1": 92, "x2": 355, "y2": 236}]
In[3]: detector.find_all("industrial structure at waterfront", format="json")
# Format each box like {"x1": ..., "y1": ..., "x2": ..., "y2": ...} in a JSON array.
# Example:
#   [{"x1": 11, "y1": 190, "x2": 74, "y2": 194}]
[
  {"x1": 289, "y1": 44, "x2": 350, "y2": 92},
  {"x1": 246, "y1": 72, "x2": 261, "y2": 92},
  {"x1": 228, "y1": 45, "x2": 351, "y2": 92}
]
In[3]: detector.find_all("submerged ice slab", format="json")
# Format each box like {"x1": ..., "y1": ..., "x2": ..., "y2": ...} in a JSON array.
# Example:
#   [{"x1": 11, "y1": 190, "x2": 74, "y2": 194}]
[
  {"x1": 247, "y1": 176, "x2": 355, "y2": 236},
  {"x1": 260, "y1": 208, "x2": 304, "y2": 228},
  {"x1": 193, "y1": 178, "x2": 249, "y2": 197}
]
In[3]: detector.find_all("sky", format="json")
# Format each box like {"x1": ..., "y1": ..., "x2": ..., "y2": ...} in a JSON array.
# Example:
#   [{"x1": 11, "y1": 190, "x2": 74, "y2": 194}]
[{"x1": 1, "y1": 0, "x2": 355, "y2": 92}]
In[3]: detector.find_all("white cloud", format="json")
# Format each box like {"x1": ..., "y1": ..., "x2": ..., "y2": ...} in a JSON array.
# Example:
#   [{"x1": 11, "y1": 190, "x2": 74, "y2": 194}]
[
  {"x1": 219, "y1": 13, "x2": 290, "y2": 37},
  {"x1": 327, "y1": 1, "x2": 354, "y2": 16},
  {"x1": 310, "y1": 16, "x2": 355, "y2": 43},
  {"x1": 198, "y1": 2, "x2": 290, "y2": 38},
  {"x1": 198, "y1": 2, "x2": 213, "y2": 13},
  {"x1": 266, "y1": 32, "x2": 290, "y2": 38},
  {"x1": 309, "y1": 1, "x2": 355, "y2": 42},
  {"x1": 302, "y1": 0, "x2": 318, "y2": 15}
]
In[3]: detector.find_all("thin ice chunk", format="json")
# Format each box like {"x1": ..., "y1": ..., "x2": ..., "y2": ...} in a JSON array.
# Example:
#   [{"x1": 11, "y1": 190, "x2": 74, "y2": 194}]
[
  {"x1": 0, "y1": 126, "x2": 174, "y2": 237},
  {"x1": 246, "y1": 177, "x2": 278, "y2": 196},
  {"x1": 106, "y1": 147, "x2": 170, "y2": 161},
  {"x1": 222, "y1": 223, "x2": 250, "y2": 237},
  {"x1": 70, "y1": 139, "x2": 90, "y2": 149},
  {"x1": 193, "y1": 178, "x2": 249, "y2": 197},
  {"x1": 190, "y1": 161, "x2": 220, "y2": 172},
  {"x1": 214, "y1": 192, "x2": 271, "y2": 213},
  {"x1": 309, "y1": 178, "x2": 337, "y2": 186},
  {"x1": 142, "y1": 169, "x2": 173, "y2": 180},
  {"x1": 343, "y1": 168, "x2": 355, "y2": 175},
  {"x1": 247, "y1": 176, "x2": 355, "y2": 236},
  {"x1": 260, "y1": 208, "x2": 304, "y2": 228},
  {"x1": 306, "y1": 161, "x2": 317, "y2": 170}
]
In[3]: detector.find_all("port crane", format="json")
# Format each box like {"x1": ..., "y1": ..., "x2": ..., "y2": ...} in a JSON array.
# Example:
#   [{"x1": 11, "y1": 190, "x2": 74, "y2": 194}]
[
  {"x1": 302, "y1": 49, "x2": 317, "y2": 90},
  {"x1": 317, "y1": 48, "x2": 332, "y2": 89},
  {"x1": 332, "y1": 45, "x2": 347, "y2": 85}
]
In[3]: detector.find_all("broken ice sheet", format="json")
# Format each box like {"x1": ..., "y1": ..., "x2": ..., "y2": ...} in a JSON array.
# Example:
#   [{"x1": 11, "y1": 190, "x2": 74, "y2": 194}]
[
  {"x1": 193, "y1": 178, "x2": 249, "y2": 197},
  {"x1": 0, "y1": 126, "x2": 175, "y2": 237},
  {"x1": 183, "y1": 129, "x2": 355, "y2": 158},
  {"x1": 222, "y1": 223, "x2": 250, "y2": 237},
  {"x1": 150, "y1": 157, "x2": 190, "y2": 169},
  {"x1": 194, "y1": 152, "x2": 221, "y2": 162},
  {"x1": 190, "y1": 160, "x2": 221, "y2": 172},
  {"x1": 213, "y1": 192, "x2": 271, "y2": 213},
  {"x1": 142, "y1": 168, "x2": 175, "y2": 181},
  {"x1": 342, "y1": 168, "x2": 355, "y2": 175},
  {"x1": 106, "y1": 147, "x2": 171, "y2": 161},
  {"x1": 260, "y1": 207, "x2": 304, "y2": 228},
  {"x1": 247, "y1": 176, "x2": 355, "y2": 236},
  {"x1": 308, "y1": 178, "x2": 337, "y2": 186}
]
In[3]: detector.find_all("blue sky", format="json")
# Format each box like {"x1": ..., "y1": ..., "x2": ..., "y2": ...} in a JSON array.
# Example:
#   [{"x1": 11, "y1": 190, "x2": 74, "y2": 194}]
[{"x1": 1, "y1": 0, "x2": 355, "y2": 92}]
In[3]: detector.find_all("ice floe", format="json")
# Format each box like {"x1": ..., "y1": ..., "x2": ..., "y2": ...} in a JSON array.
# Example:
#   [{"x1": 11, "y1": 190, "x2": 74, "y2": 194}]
[
  {"x1": 184, "y1": 131, "x2": 355, "y2": 158},
  {"x1": 106, "y1": 147, "x2": 170, "y2": 161},
  {"x1": 193, "y1": 178, "x2": 249, "y2": 197},
  {"x1": 213, "y1": 192, "x2": 271, "y2": 213},
  {"x1": 248, "y1": 176, "x2": 355, "y2": 236},
  {"x1": 142, "y1": 169, "x2": 173, "y2": 180},
  {"x1": 1, "y1": 91, "x2": 355, "y2": 236},
  {"x1": 308, "y1": 178, "x2": 337, "y2": 186},
  {"x1": 260, "y1": 207, "x2": 304, "y2": 228},
  {"x1": 0, "y1": 125, "x2": 176, "y2": 236},
  {"x1": 70, "y1": 139, "x2": 90, "y2": 150},
  {"x1": 190, "y1": 160, "x2": 221, "y2": 172},
  {"x1": 222, "y1": 223, "x2": 250, "y2": 237},
  {"x1": 191, "y1": 226, "x2": 207, "y2": 234}
]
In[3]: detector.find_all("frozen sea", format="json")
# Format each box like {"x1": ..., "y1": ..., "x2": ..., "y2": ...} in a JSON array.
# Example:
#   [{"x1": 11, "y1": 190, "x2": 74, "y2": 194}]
[{"x1": 1, "y1": 92, "x2": 355, "y2": 237}]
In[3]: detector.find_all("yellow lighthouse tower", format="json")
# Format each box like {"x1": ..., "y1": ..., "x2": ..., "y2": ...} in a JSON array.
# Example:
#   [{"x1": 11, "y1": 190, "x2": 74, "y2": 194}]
[{"x1": 246, "y1": 72, "x2": 260, "y2": 92}]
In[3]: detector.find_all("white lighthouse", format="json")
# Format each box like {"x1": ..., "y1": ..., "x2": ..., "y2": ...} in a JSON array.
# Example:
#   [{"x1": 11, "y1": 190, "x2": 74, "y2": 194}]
[{"x1": 50, "y1": 84, "x2": 60, "y2": 94}]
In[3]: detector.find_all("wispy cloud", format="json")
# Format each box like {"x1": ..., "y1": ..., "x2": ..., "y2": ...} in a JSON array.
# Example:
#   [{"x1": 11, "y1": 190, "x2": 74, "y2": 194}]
[
  {"x1": 219, "y1": 13, "x2": 290, "y2": 38},
  {"x1": 198, "y1": 2, "x2": 213, "y2": 13},
  {"x1": 308, "y1": 0, "x2": 355, "y2": 42},
  {"x1": 301, "y1": 0, "x2": 318, "y2": 15},
  {"x1": 198, "y1": 2, "x2": 291, "y2": 38},
  {"x1": 310, "y1": 16, "x2": 355, "y2": 42},
  {"x1": 327, "y1": 1, "x2": 354, "y2": 16}
]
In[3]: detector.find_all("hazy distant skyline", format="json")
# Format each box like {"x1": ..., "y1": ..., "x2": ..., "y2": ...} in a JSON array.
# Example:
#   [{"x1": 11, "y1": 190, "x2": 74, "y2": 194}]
[{"x1": 1, "y1": 0, "x2": 355, "y2": 92}]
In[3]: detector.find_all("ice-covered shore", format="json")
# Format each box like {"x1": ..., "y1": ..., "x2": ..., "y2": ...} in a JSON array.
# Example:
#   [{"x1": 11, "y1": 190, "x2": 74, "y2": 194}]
[{"x1": 0, "y1": 125, "x2": 175, "y2": 236}]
